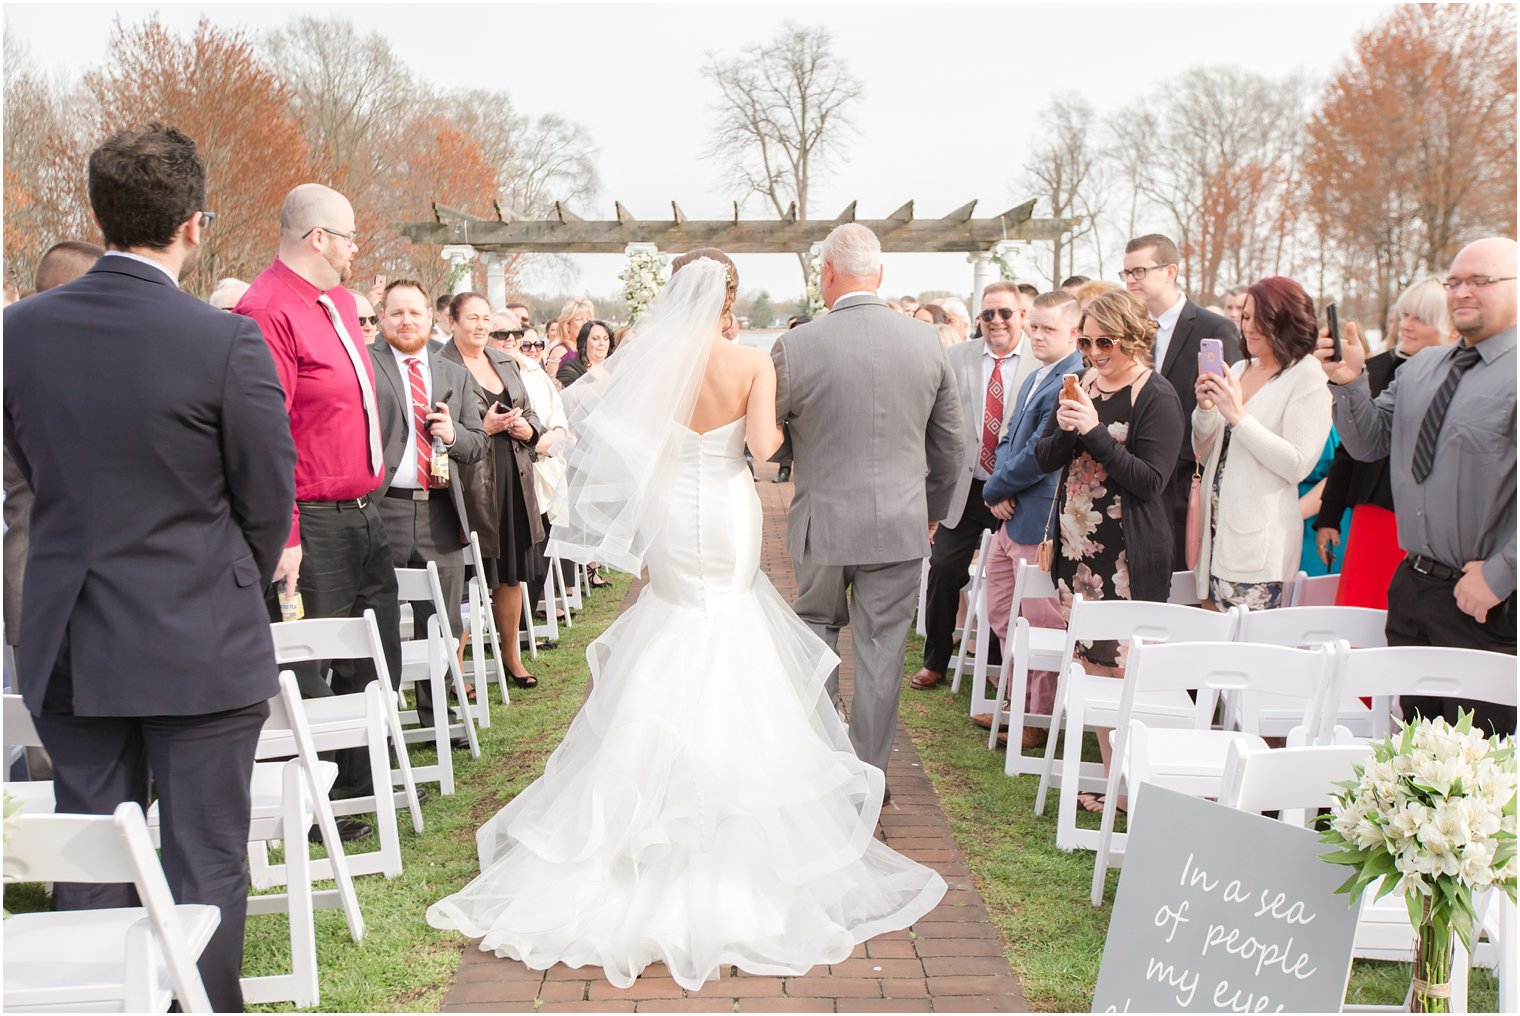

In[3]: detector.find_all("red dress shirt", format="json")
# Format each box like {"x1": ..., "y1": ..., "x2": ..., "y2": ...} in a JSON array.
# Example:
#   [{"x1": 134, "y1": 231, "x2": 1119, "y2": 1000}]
[{"x1": 237, "y1": 258, "x2": 382, "y2": 546}]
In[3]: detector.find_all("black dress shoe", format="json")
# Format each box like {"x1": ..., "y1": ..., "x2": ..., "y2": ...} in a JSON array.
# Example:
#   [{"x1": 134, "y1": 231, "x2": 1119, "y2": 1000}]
[
  {"x1": 771, "y1": 467, "x2": 791, "y2": 483},
  {"x1": 314, "y1": 817, "x2": 374, "y2": 844},
  {"x1": 882, "y1": 785, "x2": 893, "y2": 806},
  {"x1": 449, "y1": 735, "x2": 471, "y2": 751}
]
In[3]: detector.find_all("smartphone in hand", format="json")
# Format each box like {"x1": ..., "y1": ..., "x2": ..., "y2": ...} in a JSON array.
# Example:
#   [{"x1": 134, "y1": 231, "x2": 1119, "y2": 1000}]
[
  {"x1": 1060, "y1": 373, "x2": 1081, "y2": 403},
  {"x1": 1325, "y1": 302, "x2": 1342, "y2": 362},
  {"x1": 1198, "y1": 338, "x2": 1226, "y2": 377}
]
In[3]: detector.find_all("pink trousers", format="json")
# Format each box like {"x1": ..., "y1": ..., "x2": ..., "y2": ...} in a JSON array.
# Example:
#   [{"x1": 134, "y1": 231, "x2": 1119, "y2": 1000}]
[{"x1": 982, "y1": 527, "x2": 1066, "y2": 714}]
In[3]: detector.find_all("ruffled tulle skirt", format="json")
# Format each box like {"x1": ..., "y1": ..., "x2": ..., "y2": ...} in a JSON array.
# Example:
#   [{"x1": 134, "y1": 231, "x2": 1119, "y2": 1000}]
[{"x1": 426, "y1": 572, "x2": 947, "y2": 990}]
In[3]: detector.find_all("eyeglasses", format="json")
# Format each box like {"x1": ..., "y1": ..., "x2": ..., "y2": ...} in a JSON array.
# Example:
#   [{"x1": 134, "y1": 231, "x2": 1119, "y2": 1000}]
[
  {"x1": 301, "y1": 226, "x2": 359, "y2": 245},
  {"x1": 489, "y1": 329, "x2": 525, "y2": 342},
  {"x1": 1077, "y1": 335, "x2": 1118, "y2": 352},
  {"x1": 1442, "y1": 275, "x2": 1516, "y2": 292},
  {"x1": 356, "y1": 315, "x2": 379, "y2": 327},
  {"x1": 199, "y1": 210, "x2": 217, "y2": 228},
  {"x1": 979, "y1": 307, "x2": 1018, "y2": 323},
  {"x1": 1117, "y1": 264, "x2": 1173, "y2": 282}
]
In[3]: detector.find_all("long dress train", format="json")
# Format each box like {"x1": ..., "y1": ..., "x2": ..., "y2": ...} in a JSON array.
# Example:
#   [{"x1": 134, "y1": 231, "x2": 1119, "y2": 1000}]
[{"x1": 427, "y1": 417, "x2": 946, "y2": 989}]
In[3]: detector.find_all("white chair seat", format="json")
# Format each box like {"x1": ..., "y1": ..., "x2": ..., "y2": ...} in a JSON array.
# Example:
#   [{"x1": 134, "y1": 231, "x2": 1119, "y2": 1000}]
[
  {"x1": 6, "y1": 780, "x2": 54, "y2": 815},
  {"x1": 1081, "y1": 676, "x2": 1196, "y2": 721},
  {"x1": 1126, "y1": 728, "x2": 1269, "y2": 780},
  {"x1": 1025, "y1": 626, "x2": 1066, "y2": 660},
  {"x1": 5, "y1": 906, "x2": 220, "y2": 1011}
]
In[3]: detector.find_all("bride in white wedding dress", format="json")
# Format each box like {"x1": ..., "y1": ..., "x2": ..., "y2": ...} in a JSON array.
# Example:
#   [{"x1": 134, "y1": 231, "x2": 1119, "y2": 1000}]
[{"x1": 426, "y1": 251, "x2": 946, "y2": 990}]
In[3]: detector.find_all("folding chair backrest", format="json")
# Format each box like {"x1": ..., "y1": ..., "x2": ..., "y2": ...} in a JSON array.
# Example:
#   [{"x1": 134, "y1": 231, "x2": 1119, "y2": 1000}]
[
  {"x1": 270, "y1": 610, "x2": 390, "y2": 681},
  {"x1": 1235, "y1": 605, "x2": 1388, "y2": 650},
  {"x1": 1222, "y1": 742, "x2": 1373, "y2": 816},
  {"x1": 1065, "y1": 596, "x2": 1235, "y2": 658},
  {"x1": 3, "y1": 693, "x2": 43, "y2": 749},
  {"x1": 1289, "y1": 570, "x2": 1340, "y2": 607},
  {"x1": 258, "y1": 671, "x2": 322, "y2": 765},
  {"x1": 1166, "y1": 570, "x2": 1198, "y2": 605},
  {"x1": 1011, "y1": 561, "x2": 1057, "y2": 609},
  {"x1": 394, "y1": 565, "x2": 435, "y2": 604},
  {"x1": 1121, "y1": 639, "x2": 1334, "y2": 731},
  {"x1": 1334, "y1": 644, "x2": 1518, "y2": 730}
]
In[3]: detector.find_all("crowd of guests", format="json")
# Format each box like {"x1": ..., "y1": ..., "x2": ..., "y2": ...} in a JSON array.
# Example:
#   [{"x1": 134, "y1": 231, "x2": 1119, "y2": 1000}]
[{"x1": 895, "y1": 231, "x2": 1517, "y2": 813}]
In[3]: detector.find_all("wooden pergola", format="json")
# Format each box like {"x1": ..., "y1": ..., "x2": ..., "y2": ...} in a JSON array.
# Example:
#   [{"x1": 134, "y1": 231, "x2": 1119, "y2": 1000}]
[
  {"x1": 399, "y1": 198, "x2": 1075, "y2": 254},
  {"x1": 397, "y1": 199, "x2": 1078, "y2": 313}
]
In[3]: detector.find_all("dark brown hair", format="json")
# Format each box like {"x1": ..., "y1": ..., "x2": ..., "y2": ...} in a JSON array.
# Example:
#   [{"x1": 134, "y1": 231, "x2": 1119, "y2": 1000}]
[
  {"x1": 1245, "y1": 276, "x2": 1319, "y2": 368},
  {"x1": 447, "y1": 291, "x2": 490, "y2": 319},
  {"x1": 35, "y1": 241, "x2": 105, "y2": 292},
  {"x1": 1124, "y1": 233, "x2": 1181, "y2": 268},
  {"x1": 87, "y1": 123, "x2": 205, "y2": 250},
  {"x1": 381, "y1": 278, "x2": 431, "y2": 308}
]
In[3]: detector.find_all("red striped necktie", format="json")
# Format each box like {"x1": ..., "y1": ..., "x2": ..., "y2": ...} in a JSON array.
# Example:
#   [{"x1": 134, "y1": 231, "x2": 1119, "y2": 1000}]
[{"x1": 405, "y1": 356, "x2": 431, "y2": 489}]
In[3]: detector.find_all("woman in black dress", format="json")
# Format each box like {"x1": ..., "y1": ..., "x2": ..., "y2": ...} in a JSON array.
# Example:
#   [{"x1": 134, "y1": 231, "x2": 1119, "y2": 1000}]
[
  {"x1": 1034, "y1": 289, "x2": 1185, "y2": 812},
  {"x1": 441, "y1": 292, "x2": 545, "y2": 688}
]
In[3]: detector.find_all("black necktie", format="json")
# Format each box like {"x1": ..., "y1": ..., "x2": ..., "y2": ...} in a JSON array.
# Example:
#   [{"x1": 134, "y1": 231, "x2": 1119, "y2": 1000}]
[{"x1": 1410, "y1": 345, "x2": 1482, "y2": 484}]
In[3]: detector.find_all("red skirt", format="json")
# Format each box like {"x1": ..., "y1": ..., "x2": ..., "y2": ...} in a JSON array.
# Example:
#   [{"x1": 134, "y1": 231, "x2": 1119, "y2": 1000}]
[{"x1": 1335, "y1": 504, "x2": 1403, "y2": 610}]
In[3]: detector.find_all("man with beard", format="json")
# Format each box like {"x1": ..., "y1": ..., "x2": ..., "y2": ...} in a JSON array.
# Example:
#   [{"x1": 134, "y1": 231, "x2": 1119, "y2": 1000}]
[
  {"x1": 4, "y1": 125, "x2": 295, "y2": 1011},
  {"x1": 238, "y1": 184, "x2": 400, "y2": 838},
  {"x1": 370, "y1": 280, "x2": 484, "y2": 737}
]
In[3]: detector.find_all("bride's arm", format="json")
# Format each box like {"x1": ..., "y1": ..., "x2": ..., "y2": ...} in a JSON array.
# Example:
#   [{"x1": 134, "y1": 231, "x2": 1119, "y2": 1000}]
[{"x1": 745, "y1": 351, "x2": 785, "y2": 462}]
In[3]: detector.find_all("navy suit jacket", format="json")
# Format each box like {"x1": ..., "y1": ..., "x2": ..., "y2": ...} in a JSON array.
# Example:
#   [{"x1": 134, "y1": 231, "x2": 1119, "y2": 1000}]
[
  {"x1": 3, "y1": 255, "x2": 296, "y2": 716},
  {"x1": 981, "y1": 350, "x2": 1086, "y2": 545}
]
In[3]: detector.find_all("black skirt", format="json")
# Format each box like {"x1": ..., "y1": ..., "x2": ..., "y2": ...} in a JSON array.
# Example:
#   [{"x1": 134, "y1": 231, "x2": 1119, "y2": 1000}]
[{"x1": 478, "y1": 430, "x2": 535, "y2": 588}]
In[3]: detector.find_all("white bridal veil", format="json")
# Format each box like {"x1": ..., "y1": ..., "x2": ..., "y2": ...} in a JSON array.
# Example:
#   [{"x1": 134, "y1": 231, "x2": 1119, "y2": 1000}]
[{"x1": 545, "y1": 257, "x2": 729, "y2": 573}]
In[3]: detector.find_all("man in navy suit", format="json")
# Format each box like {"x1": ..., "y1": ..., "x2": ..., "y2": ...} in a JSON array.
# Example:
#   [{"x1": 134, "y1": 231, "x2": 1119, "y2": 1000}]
[
  {"x1": 3, "y1": 124, "x2": 296, "y2": 1012},
  {"x1": 979, "y1": 291, "x2": 1086, "y2": 747}
]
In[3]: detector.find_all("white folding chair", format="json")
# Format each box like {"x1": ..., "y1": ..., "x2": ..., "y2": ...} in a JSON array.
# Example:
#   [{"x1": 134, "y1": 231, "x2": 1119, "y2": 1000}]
[
  {"x1": 1166, "y1": 569, "x2": 1201, "y2": 605},
  {"x1": 518, "y1": 581, "x2": 539, "y2": 660},
  {"x1": 461, "y1": 531, "x2": 509, "y2": 721},
  {"x1": 1230, "y1": 604, "x2": 1388, "y2": 740},
  {"x1": 2, "y1": 694, "x2": 54, "y2": 815},
  {"x1": 1287, "y1": 569, "x2": 1341, "y2": 607},
  {"x1": 914, "y1": 556, "x2": 930, "y2": 637},
  {"x1": 3, "y1": 802, "x2": 219, "y2": 1013},
  {"x1": 395, "y1": 564, "x2": 481, "y2": 795},
  {"x1": 949, "y1": 530, "x2": 995, "y2": 692},
  {"x1": 1220, "y1": 740, "x2": 1372, "y2": 828},
  {"x1": 1033, "y1": 597, "x2": 1237, "y2": 853},
  {"x1": 551, "y1": 555, "x2": 575, "y2": 629},
  {"x1": 1090, "y1": 640, "x2": 1335, "y2": 905},
  {"x1": 983, "y1": 562, "x2": 1064, "y2": 772},
  {"x1": 1326, "y1": 643, "x2": 1518, "y2": 745},
  {"x1": 263, "y1": 611, "x2": 424, "y2": 881}
]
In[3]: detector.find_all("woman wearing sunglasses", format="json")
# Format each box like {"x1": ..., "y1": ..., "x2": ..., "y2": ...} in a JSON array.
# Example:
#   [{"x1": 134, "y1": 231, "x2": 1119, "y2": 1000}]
[{"x1": 1033, "y1": 289, "x2": 1186, "y2": 813}]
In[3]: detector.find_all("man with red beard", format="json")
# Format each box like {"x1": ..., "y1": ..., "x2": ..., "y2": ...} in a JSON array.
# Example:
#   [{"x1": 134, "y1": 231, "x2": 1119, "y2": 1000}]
[{"x1": 238, "y1": 184, "x2": 398, "y2": 837}]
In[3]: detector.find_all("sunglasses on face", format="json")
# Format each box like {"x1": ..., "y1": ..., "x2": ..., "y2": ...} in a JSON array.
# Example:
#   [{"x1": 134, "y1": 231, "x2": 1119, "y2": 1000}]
[
  {"x1": 489, "y1": 330, "x2": 525, "y2": 341},
  {"x1": 979, "y1": 307, "x2": 1017, "y2": 323},
  {"x1": 357, "y1": 315, "x2": 379, "y2": 327},
  {"x1": 520, "y1": 340, "x2": 545, "y2": 351},
  {"x1": 1077, "y1": 335, "x2": 1118, "y2": 352}
]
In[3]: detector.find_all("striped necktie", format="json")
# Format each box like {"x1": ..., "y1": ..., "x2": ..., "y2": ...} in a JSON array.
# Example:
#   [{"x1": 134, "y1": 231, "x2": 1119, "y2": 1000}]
[
  {"x1": 405, "y1": 357, "x2": 431, "y2": 489},
  {"x1": 1410, "y1": 344, "x2": 1481, "y2": 484}
]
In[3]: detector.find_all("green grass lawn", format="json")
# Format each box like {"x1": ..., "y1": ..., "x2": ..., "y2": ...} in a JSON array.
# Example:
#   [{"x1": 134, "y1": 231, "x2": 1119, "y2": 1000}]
[{"x1": 896, "y1": 631, "x2": 1501, "y2": 1013}]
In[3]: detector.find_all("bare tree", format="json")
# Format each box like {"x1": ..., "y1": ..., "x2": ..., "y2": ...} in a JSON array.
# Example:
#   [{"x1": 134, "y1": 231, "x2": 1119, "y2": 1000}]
[
  {"x1": 1022, "y1": 94, "x2": 1106, "y2": 283},
  {"x1": 705, "y1": 22, "x2": 862, "y2": 281},
  {"x1": 437, "y1": 90, "x2": 600, "y2": 218}
]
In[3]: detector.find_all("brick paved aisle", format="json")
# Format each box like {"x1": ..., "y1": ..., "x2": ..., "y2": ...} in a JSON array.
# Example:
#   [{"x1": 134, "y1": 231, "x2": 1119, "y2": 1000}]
[{"x1": 440, "y1": 461, "x2": 1028, "y2": 1014}]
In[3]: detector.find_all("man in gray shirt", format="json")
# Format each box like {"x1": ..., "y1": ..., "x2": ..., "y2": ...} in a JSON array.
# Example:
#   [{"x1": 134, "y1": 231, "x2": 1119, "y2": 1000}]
[{"x1": 1316, "y1": 236, "x2": 1516, "y2": 735}]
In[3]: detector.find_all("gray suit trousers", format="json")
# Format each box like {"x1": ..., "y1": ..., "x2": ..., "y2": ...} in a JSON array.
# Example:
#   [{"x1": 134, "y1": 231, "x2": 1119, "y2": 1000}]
[{"x1": 792, "y1": 554, "x2": 920, "y2": 777}]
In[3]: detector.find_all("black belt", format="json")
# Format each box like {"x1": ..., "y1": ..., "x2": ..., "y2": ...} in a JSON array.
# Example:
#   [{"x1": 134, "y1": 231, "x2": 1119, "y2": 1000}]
[
  {"x1": 296, "y1": 496, "x2": 370, "y2": 511},
  {"x1": 1406, "y1": 554, "x2": 1460, "y2": 582},
  {"x1": 383, "y1": 487, "x2": 438, "y2": 502}
]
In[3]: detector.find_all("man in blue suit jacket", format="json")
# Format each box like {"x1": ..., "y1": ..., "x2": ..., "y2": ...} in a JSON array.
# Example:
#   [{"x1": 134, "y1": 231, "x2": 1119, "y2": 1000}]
[
  {"x1": 978, "y1": 292, "x2": 1085, "y2": 745},
  {"x1": 3, "y1": 125, "x2": 296, "y2": 1012}
]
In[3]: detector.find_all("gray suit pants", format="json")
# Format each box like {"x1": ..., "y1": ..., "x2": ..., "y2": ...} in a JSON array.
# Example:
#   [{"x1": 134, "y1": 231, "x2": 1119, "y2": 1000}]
[
  {"x1": 792, "y1": 555, "x2": 920, "y2": 777},
  {"x1": 378, "y1": 492, "x2": 465, "y2": 726}
]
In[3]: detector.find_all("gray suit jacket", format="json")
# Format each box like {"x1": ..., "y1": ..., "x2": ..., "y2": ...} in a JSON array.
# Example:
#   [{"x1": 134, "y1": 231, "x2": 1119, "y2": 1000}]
[
  {"x1": 942, "y1": 336, "x2": 1037, "y2": 528},
  {"x1": 368, "y1": 338, "x2": 487, "y2": 546},
  {"x1": 774, "y1": 294, "x2": 964, "y2": 566}
]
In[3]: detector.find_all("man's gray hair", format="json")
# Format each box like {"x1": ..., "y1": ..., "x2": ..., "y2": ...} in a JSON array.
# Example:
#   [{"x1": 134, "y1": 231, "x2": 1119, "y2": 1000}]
[
  {"x1": 208, "y1": 277, "x2": 249, "y2": 310},
  {"x1": 820, "y1": 223, "x2": 882, "y2": 277},
  {"x1": 940, "y1": 297, "x2": 970, "y2": 326}
]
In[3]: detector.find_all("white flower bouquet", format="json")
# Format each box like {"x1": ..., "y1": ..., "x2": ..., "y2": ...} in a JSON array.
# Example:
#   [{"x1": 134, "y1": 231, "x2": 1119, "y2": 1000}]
[
  {"x1": 1320, "y1": 711, "x2": 1516, "y2": 1012},
  {"x1": 805, "y1": 256, "x2": 824, "y2": 316},
  {"x1": 619, "y1": 249, "x2": 666, "y2": 323}
]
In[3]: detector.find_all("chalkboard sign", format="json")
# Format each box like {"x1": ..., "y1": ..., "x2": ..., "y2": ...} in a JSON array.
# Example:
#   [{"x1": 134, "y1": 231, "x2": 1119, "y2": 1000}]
[{"x1": 1092, "y1": 786, "x2": 1358, "y2": 1013}]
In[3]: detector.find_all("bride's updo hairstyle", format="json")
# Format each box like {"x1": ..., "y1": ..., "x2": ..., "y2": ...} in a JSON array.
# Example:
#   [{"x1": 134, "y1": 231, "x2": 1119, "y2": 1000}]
[
  {"x1": 1078, "y1": 289, "x2": 1158, "y2": 368},
  {"x1": 670, "y1": 247, "x2": 739, "y2": 321}
]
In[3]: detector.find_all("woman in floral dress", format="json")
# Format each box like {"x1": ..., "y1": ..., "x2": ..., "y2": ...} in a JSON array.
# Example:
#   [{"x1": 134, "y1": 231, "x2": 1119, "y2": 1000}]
[{"x1": 1034, "y1": 290, "x2": 1186, "y2": 811}]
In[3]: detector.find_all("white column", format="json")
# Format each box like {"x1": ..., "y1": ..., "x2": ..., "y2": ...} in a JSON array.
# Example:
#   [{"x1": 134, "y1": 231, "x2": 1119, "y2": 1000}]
[
  {"x1": 483, "y1": 254, "x2": 507, "y2": 311},
  {"x1": 969, "y1": 252, "x2": 998, "y2": 319},
  {"x1": 440, "y1": 244, "x2": 477, "y2": 296}
]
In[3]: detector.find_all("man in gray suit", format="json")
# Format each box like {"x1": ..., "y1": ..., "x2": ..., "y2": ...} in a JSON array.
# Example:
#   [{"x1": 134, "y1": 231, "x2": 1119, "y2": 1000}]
[
  {"x1": 910, "y1": 281, "x2": 1037, "y2": 691},
  {"x1": 369, "y1": 280, "x2": 485, "y2": 731},
  {"x1": 774, "y1": 224, "x2": 963, "y2": 795}
]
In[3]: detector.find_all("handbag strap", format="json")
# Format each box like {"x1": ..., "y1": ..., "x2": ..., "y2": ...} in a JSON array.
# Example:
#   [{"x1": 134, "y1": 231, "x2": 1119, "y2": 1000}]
[{"x1": 1040, "y1": 465, "x2": 1067, "y2": 542}]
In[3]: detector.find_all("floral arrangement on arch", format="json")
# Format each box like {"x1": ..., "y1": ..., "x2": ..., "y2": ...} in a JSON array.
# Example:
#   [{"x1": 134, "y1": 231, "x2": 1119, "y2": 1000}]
[
  {"x1": 1319, "y1": 711, "x2": 1516, "y2": 1012},
  {"x1": 805, "y1": 255, "x2": 824, "y2": 316},
  {"x1": 619, "y1": 248, "x2": 666, "y2": 324}
]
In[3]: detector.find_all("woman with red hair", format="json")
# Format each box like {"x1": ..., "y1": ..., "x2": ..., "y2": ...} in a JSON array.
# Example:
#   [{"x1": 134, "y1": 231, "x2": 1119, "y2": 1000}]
[{"x1": 1190, "y1": 276, "x2": 1332, "y2": 610}]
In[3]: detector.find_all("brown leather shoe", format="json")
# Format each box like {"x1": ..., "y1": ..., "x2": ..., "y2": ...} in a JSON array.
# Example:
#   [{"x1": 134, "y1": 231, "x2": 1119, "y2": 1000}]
[
  {"x1": 909, "y1": 668, "x2": 944, "y2": 690},
  {"x1": 971, "y1": 713, "x2": 994, "y2": 729},
  {"x1": 1021, "y1": 727, "x2": 1048, "y2": 750}
]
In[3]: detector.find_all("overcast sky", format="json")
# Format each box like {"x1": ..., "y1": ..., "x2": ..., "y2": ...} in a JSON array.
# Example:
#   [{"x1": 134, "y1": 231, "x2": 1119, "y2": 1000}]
[{"x1": 5, "y1": 1, "x2": 1391, "y2": 301}]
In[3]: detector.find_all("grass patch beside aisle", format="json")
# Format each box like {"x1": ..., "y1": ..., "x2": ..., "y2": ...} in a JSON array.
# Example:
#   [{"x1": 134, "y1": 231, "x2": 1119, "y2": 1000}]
[
  {"x1": 896, "y1": 633, "x2": 1500, "y2": 1013},
  {"x1": 239, "y1": 573, "x2": 631, "y2": 1013}
]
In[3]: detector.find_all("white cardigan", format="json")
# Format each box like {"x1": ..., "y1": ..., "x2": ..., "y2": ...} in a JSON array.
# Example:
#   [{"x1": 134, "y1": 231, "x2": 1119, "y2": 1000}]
[{"x1": 1191, "y1": 354, "x2": 1331, "y2": 597}]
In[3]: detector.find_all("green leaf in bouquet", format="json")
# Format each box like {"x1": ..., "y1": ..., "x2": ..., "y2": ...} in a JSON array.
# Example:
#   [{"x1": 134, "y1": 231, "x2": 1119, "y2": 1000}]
[
  {"x1": 1405, "y1": 888, "x2": 1426, "y2": 928},
  {"x1": 1454, "y1": 709, "x2": 1474, "y2": 735}
]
